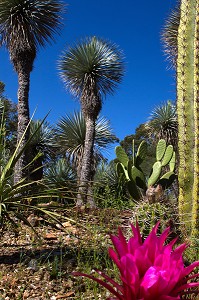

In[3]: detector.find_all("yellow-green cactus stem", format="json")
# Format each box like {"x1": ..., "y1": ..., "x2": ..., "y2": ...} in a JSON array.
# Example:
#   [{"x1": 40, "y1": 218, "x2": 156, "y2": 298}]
[
  {"x1": 177, "y1": 0, "x2": 196, "y2": 233},
  {"x1": 192, "y1": 1, "x2": 199, "y2": 238}
]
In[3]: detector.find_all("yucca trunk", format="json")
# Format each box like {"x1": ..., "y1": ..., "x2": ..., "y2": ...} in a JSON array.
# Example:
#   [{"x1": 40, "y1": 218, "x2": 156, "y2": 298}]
[
  {"x1": 177, "y1": 0, "x2": 199, "y2": 238},
  {"x1": 77, "y1": 116, "x2": 96, "y2": 207},
  {"x1": 14, "y1": 69, "x2": 30, "y2": 184}
]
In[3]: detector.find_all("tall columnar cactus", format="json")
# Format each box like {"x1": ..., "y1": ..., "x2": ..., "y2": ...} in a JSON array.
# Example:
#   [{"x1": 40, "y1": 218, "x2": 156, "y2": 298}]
[
  {"x1": 115, "y1": 139, "x2": 176, "y2": 201},
  {"x1": 177, "y1": 0, "x2": 199, "y2": 238}
]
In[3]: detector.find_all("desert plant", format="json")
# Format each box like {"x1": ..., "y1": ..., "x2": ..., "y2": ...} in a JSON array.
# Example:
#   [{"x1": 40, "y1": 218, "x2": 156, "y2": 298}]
[
  {"x1": 130, "y1": 199, "x2": 179, "y2": 239},
  {"x1": 161, "y1": 3, "x2": 180, "y2": 68},
  {"x1": 73, "y1": 222, "x2": 199, "y2": 299},
  {"x1": 0, "y1": 0, "x2": 65, "y2": 183},
  {"x1": 145, "y1": 101, "x2": 178, "y2": 147},
  {"x1": 58, "y1": 37, "x2": 124, "y2": 207},
  {"x1": 94, "y1": 161, "x2": 128, "y2": 208},
  {"x1": 29, "y1": 119, "x2": 56, "y2": 180},
  {"x1": 56, "y1": 111, "x2": 118, "y2": 180},
  {"x1": 0, "y1": 109, "x2": 68, "y2": 231},
  {"x1": 115, "y1": 139, "x2": 176, "y2": 201},
  {"x1": 43, "y1": 158, "x2": 77, "y2": 204},
  {"x1": 177, "y1": 0, "x2": 199, "y2": 238}
]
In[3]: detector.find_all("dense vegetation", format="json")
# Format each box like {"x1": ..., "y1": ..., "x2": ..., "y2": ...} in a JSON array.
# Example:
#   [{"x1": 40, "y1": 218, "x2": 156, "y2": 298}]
[{"x1": 0, "y1": 0, "x2": 198, "y2": 299}]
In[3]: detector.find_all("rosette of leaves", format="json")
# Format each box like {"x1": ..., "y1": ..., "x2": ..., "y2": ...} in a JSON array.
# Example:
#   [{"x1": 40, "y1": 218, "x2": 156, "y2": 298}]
[{"x1": 0, "y1": 108, "x2": 75, "y2": 232}]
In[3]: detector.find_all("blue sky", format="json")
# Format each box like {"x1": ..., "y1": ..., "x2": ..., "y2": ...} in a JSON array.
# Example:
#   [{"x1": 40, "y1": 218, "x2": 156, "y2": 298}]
[{"x1": 0, "y1": 0, "x2": 176, "y2": 159}]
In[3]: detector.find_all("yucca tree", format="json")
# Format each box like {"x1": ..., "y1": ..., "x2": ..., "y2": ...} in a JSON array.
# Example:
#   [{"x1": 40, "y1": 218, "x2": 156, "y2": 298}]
[
  {"x1": 56, "y1": 111, "x2": 118, "y2": 205},
  {"x1": 29, "y1": 120, "x2": 56, "y2": 181},
  {"x1": 44, "y1": 158, "x2": 76, "y2": 203},
  {"x1": 0, "y1": 82, "x2": 18, "y2": 152},
  {"x1": 161, "y1": 3, "x2": 180, "y2": 68},
  {"x1": 94, "y1": 161, "x2": 127, "y2": 203},
  {"x1": 58, "y1": 37, "x2": 124, "y2": 206},
  {"x1": 0, "y1": 0, "x2": 65, "y2": 183},
  {"x1": 145, "y1": 101, "x2": 178, "y2": 147},
  {"x1": 0, "y1": 81, "x2": 5, "y2": 95},
  {"x1": 56, "y1": 111, "x2": 118, "y2": 180}
]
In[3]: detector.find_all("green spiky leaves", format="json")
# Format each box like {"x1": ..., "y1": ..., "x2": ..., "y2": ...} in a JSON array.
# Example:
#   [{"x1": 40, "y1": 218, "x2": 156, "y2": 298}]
[
  {"x1": 58, "y1": 37, "x2": 124, "y2": 99},
  {"x1": 0, "y1": 0, "x2": 65, "y2": 50}
]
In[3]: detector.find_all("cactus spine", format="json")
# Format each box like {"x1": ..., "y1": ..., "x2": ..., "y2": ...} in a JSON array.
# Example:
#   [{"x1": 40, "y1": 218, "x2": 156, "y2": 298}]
[{"x1": 177, "y1": 0, "x2": 199, "y2": 237}]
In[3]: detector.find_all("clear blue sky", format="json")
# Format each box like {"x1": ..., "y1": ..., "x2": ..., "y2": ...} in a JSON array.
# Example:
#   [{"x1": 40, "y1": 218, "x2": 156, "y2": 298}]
[{"x1": 0, "y1": 0, "x2": 176, "y2": 159}]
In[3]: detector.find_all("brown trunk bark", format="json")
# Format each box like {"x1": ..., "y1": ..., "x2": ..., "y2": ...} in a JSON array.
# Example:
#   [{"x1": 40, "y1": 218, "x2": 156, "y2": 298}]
[
  {"x1": 77, "y1": 116, "x2": 96, "y2": 207},
  {"x1": 14, "y1": 70, "x2": 30, "y2": 184}
]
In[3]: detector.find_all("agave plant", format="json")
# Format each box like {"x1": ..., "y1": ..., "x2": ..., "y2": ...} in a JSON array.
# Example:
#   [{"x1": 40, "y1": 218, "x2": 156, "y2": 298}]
[
  {"x1": 73, "y1": 222, "x2": 199, "y2": 300},
  {"x1": 0, "y1": 109, "x2": 70, "y2": 231}
]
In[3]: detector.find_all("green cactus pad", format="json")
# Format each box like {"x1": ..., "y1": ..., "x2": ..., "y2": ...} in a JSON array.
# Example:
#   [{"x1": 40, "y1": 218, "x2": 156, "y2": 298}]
[
  {"x1": 127, "y1": 160, "x2": 133, "y2": 180},
  {"x1": 169, "y1": 151, "x2": 176, "y2": 172},
  {"x1": 116, "y1": 162, "x2": 129, "y2": 180},
  {"x1": 156, "y1": 139, "x2": 166, "y2": 161},
  {"x1": 116, "y1": 162, "x2": 124, "y2": 176},
  {"x1": 161, "y1": 145, "x2": 174, "y2": 166},
  {"x1": 136, "y1": 140, "x2": 147, "y2": 166},
  {"x1": 127, "y1": 180, "x2": 141, "y2": 200},
  {"x1": 115, "y1": 146, "x2": 129, "y2": 167},
  {"x1": 158, "y1": 171, "x2": 176, "y2": 189},
  {"x1": 148, "y1": 161, "x2": 162, "y2": 187},
  {"x1": 131, "y1": 166, "x2": 147, "y2": 190}
]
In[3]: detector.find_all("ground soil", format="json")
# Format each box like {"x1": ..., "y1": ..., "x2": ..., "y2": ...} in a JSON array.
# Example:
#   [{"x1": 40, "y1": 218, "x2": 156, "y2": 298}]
[{"x1": 0, "y1": 208, "x2": 131, "y2": 300}]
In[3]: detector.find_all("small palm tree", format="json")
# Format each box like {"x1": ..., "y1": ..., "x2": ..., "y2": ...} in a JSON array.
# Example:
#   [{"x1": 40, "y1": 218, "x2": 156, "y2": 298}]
[
  {"x1": 0, "y1": 0, "x2": 65, "y2": 183},
  {"x1": 58, "y1": 37, "x2": 124, "y2": 206},
  {"x1": 145, "y1": 101, "x2": 178, "y2": 147}
]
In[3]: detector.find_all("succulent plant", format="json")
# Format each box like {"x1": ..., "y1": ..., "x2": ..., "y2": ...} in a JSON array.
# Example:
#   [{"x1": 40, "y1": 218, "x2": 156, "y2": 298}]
[
  {"x1": 177, "y1": 0, "x2": 199, "y2": 239},
  {"x1": 115, "y1": 139, "x2": 176, "y2": 201},
  {"x1": 129, "y1": 200, "x2": 179, "y2": 239}
]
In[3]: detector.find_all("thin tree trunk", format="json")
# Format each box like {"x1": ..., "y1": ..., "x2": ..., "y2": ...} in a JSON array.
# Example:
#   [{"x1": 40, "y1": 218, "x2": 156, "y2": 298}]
[
  {"x1": 77, "y1": 116, "x2": 96, "y2": 207},
  {"x1": 14, "y1": 70, "x2": 30, "y2": 184}
]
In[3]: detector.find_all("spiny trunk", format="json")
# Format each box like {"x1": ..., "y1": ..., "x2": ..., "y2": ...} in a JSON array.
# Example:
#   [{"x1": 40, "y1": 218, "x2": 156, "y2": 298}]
[
  {"x1": 77, "y1": 116, "x2": 96, "y2": 207},
  {"x1": 14, "y1": 70, "x2": 30, "y2": 184},
  {"x1": 177, "y1": 0, "x2": 199, "y2": 238}
]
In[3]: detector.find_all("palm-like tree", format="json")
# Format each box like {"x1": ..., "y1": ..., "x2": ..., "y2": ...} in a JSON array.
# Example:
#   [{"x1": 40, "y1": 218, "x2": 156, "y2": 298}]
[
  {"x1": 56, "y1": 111, "x2": 118, "y2": 178},
  {"x1": 145, "y1": 101, "x2": 178, "y2": 147},
  {"x1": 161, "y1": 4, "x2": 180, "y2": 68},
  {"x1": 0, "y1": 81, "x2": 5, "y2": 95},
  {"x1": 29, "y1": 120, "x2": 56, "y2": 181},
  {"x1": 44, "y1": 158, "x2": 77, "y2": 203},
  {"x1": 0, "y1": 0, "x2": 65, "y2": 183},
  {"x1": 58, "y1": 37, "x2": 124, "y2": 206},
  {"x1": 56, "y1": 111, "x2": 118, "y2": 205}
]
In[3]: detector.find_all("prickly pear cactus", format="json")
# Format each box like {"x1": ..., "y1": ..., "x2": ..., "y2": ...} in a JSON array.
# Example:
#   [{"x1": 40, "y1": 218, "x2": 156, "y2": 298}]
[
  {"x1": 147, "y1": 140, "x2": 175, "y2": 188},
  {"x1": 115, "y1": 139, "x2": 176, "y2": 201}
]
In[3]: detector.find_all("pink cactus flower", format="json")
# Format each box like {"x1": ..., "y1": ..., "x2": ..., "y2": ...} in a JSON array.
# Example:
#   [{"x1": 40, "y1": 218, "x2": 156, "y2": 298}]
[{"x1": 73, "y1": 222, "x2": 199, "y2": 299}]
